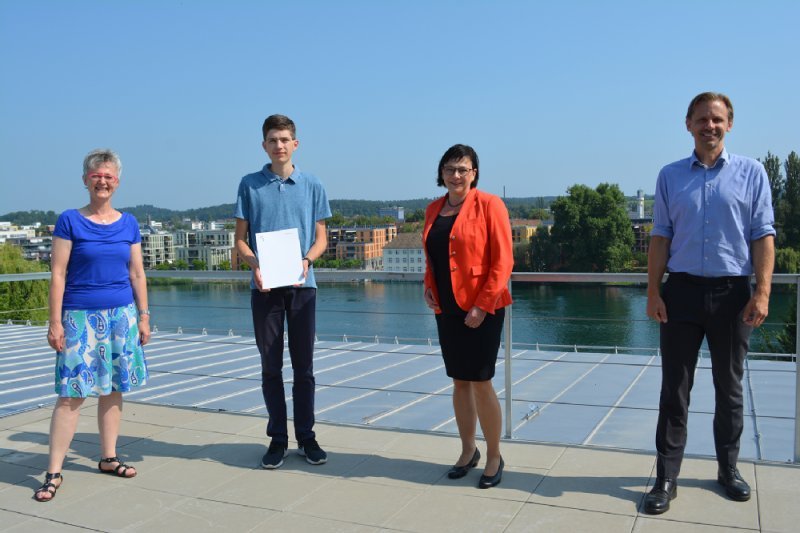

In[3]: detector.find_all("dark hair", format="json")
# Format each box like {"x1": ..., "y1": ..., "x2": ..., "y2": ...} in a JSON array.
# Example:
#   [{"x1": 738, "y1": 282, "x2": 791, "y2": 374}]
[
  {"x1": 436, "y1": 144, "x2": 479, "y2": 188},
  {"x1": 262, "y1": 114, "x2": 296, "y2": 140},
  {"x1": 686, "y1": 92, "x2": 734, "y2": 122}
]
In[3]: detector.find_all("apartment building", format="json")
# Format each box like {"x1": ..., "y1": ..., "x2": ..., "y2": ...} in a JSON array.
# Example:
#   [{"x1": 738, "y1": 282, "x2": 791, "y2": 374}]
[
  {"x1": 325, "y1": 225, "x2": 397, "y2": 270},
  {"x1": 140, "y1": 229, "x2": 176, "y2": 269},
  {"x1": 174, "y1": 229, "x2": 234, "y2": 270},
  {"x1": 382, "y1": 232, "x2": 424, "y2": 273}
]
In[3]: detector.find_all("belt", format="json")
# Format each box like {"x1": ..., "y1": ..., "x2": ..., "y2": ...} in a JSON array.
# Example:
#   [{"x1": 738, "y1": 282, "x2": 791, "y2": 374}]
[{"x1": 668, "y1": 272, "x2": 749, "y2": 286}]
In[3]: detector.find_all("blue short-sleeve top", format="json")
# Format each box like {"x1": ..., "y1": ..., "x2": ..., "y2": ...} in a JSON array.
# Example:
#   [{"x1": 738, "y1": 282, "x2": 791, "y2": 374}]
[{"x1": 53, "y1": 209, "x2": 142, "y2": 310}]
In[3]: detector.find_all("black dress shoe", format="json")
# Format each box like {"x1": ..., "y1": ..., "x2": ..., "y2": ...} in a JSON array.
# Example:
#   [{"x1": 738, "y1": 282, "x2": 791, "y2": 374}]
[
  {"x1": 643, "y1": 478, "x2": 677, "y2": 514},
  {"x1": 478, "y1": 457, "x2": 504, "y2": 489},
  {"x1": 717, "y1": 466, "x2": 751, "y2": 501},
  {"x1": 447, "y1": 448, "x2": 480, "y2": 479}
]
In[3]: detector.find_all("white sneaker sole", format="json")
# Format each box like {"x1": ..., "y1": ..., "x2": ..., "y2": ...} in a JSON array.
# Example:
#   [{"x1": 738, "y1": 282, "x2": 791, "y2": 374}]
[
  {"x1": 261, "y1": 449, "x2": 288, "y2": 469},
  {"x1": 298, "y1": 448, "x2": 328, "y2": 465}
]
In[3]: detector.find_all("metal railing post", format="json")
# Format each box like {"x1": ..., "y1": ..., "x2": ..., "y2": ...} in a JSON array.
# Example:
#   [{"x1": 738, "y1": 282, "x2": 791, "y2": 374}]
[
  {"x1": 795, "y1": 276, "x2": 800, "y2": 463},
  {"x1": 504, "y1": 279, "x2": 513, "y2": 439}
]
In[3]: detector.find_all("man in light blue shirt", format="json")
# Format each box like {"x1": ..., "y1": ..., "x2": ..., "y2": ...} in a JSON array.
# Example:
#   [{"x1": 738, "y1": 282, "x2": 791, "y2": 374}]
[
  {"x1": 234, "y1": 114, "x2": 332, "y2": 469},
  {"x1": 644, "y1": 93, "x2": 775, "y2": 514}
]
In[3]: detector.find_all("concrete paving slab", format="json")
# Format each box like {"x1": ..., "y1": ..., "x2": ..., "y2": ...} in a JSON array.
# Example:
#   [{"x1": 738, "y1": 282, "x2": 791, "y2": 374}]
[
  {"x1": 313, "y1": 423, "x2": 402, "y2": 453},
  {"x1": 506, "y1": 502, "x2": 635, "y2": 532},
  {"x1": 754, "y1": 463, "x2": 800, "y2": 533},
  {"x1": 632, "y1": 517, "x2": 758, "y2": 532},
  {"x1": 529, "y1": 446, "x2": 654, "y2": 516},
  {"x1": 133, "y1": 456, "x2": 249, "y2": 497},
  {"x1": 176, "y1": 409, "x2": 263, "y2": 435},
  {"x1": 0, "y1": 408, "x2": 51, "y2": 431},
  {"x1": 199, "y1": 467, "x2": 334, "y2": 512},
  {"x1": 290, "y1": 478, "x2": 422, "y2": 527},
  {"x1": 183, "y1": 432, "x2": 267, "y2": 468},
  {"x1": 124, "y1": 496, "x2": 277, "y2": 532},
  {"x1": 2, "y1": 516, "x2": 91, "y2": 532},
  {"x1": 337, "y1": 451, "x2": 445, "y2": 488},
  {"x1": 383, "y1": 490, "x2": 524, "y2": 532},
  {"x1": 259, "y1": 511, "x2": 381, "y2": 532}
]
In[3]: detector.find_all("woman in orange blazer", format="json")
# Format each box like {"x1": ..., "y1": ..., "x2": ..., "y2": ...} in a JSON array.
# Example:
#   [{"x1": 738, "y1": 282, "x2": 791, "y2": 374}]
[{"x1": 422, "y1": 144, "x2": 513, "y2": 489}]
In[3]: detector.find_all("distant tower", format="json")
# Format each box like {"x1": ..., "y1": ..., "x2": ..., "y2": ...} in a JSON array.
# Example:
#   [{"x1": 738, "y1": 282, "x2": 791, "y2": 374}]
[{"x1": 637, "y1": 189, "x2": 645, "y2": 218}]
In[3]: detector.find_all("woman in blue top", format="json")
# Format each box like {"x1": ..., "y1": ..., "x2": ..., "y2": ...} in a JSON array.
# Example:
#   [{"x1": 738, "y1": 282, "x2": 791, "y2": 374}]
[{"x1": 35, "y1": 149, "x2": 150, "y2": 502}]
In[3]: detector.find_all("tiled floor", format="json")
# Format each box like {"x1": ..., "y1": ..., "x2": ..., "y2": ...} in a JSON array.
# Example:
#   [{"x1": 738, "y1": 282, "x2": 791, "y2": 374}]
[{"x1": 1, "y1": 402, "x2": 799, "y2": 532}]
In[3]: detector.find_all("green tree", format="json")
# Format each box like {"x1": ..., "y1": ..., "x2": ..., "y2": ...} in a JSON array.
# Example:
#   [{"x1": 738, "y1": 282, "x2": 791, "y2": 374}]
[
  {"x1": 174, "y1": 259, "x2": 189, "y2": 270},
  {"x1": 512, "y1": 243, "x2": 531, "y2": 271},
  {"x1": 759, "y1": 151, "x2": 784, "y2": 207},
  {"x1": 529, "y1": 228, "x2": 558, "y2": 271},
  {"x1": 546, "y1": 183, "x2": 635, "y2": 272},
  {"x1": 328, "y1": 212, "x2": 347, "y2": 226},
  {"x1": 217, "y1": 260, "x2": 231, "y2": 271},
  {"x1": 404, "y1": 209, "x2": 425, "y2": 223},
  {"x1": 0, "y1": 244, "x2": 49, "y2": 322},
  {"x1": 192, "y1": 259, "x2": 207, "y2": 271},
  {"x1": 775, "y1": 248, "x2": 800, "y2": 274},
  {"x1": 783, "y1": 151, "x2": 800, "y2": 249}
]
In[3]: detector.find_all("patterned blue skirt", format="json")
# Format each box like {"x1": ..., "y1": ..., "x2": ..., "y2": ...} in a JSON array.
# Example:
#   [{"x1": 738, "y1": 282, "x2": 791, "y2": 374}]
[{"x1": 55, "y1": 303, "x2": 148, "y2": 398}]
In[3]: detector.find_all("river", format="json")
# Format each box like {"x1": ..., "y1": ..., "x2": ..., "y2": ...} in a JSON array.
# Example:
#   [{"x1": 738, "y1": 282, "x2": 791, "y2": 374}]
[{"x1": 147, "y1": 281, "x2": 794, "y2": 354}]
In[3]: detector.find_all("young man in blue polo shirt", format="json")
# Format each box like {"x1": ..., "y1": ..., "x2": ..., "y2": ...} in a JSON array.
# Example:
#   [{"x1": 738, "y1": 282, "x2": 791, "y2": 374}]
[
  {"x1": 234, "y1": 114, "x2": 332, "y2": 468},
  {"x1": 644, "y1": 93, "x2": 775, "y2": 514}
]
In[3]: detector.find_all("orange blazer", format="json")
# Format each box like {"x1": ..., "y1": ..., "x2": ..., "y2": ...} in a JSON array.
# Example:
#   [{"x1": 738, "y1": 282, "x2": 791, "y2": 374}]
[{"x1": 422, "y1": 188, "x2": 514, "y2": 314}]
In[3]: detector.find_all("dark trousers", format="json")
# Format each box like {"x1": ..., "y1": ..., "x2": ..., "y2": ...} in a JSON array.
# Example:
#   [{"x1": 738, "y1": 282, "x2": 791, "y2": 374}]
[
  {"x1": 655, "y1": 273, "x2": 753, "y2": 479},
  {"x1": 251, "y1": 288, "x2": 317, "y2": 445}
]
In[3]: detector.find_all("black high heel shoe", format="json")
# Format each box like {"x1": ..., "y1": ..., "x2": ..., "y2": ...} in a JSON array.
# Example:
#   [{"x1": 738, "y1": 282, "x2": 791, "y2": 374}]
[
  {"x1": 447, "y1": 448, "x2": 480, "y2": 479},
  {"x1": 478, "y1": 457, "x2": 504, "y2": 489}
]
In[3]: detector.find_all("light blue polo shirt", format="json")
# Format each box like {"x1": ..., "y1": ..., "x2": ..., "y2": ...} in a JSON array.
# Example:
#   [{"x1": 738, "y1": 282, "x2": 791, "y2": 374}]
[{"x1": 235, "y1": 164, "x2": 332, "y2": 289}]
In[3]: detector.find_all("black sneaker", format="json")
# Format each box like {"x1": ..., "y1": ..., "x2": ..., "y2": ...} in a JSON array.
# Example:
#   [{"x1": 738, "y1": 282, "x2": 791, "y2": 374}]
[
  {"x1": 298, "y1": 438, "x2": 327, "y2": 465},
  {"x1": 261, "y1": 440, "x2": 288, "y2": 469}
]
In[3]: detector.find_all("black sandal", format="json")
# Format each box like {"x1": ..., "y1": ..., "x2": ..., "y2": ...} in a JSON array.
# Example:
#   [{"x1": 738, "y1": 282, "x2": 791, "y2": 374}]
[
  {"x1": 34, "y1": 472, "x2": 63, "y2": 502},
  {"x1": 98, "y1": 457, "x2": 137, "y2": 478}
]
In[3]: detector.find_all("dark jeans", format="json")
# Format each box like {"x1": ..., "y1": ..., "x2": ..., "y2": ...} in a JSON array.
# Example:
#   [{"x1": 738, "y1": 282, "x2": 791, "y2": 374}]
[
  {"x1": 251, "y1": 288, "x2": 317, "y2": 445},
  {"x1": 655, "y1": 273, "x2": 753, "y2": 479}
]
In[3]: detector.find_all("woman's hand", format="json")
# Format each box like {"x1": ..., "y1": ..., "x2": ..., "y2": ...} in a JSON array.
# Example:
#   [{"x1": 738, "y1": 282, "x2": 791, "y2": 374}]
[
  {"x1": 47, "y1": 322, "x2": 65, "y2": 352},
  {"x1": 424, "y1": 287, "x2": 440, "y2": 311},
  {"x1": 464, "y1": 306, "x2": 487, "y2": 328},
  {"x1": 138, "y1": 316, "x2": 151, "y2": 346}
]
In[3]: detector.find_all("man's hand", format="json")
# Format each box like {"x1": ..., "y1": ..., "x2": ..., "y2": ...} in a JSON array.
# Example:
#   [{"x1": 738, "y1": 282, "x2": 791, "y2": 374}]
[
  {"x1": 742, "y1": 293, "x2": 769, "y2": 327},
  {"x1": 464, "y1": 306, "x2": 487, "y2": 328},
  {"x1": 294, "y1": 258, "x2": 310, "y2": 287},
  {"x1": 254, "y1": 267, "x2": 270, "y2": 292},
  {"x1": 647, "y1": 293, "x2": 668, "y2": 323}
]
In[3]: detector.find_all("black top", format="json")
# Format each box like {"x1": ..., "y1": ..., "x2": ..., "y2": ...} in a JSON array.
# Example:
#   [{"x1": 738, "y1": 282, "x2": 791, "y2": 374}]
[{"x1": 425, "y1": 214, "x2": 463, "y2": 315}]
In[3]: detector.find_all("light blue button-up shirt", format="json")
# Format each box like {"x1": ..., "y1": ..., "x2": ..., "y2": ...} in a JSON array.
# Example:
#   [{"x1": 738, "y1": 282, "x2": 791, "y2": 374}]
[
  {"x1": 235, "y1": 164, "x2": 332, "y2": 289},
  {"x1": 651, "y1": 149, "x2": 775, "y2": 277}
]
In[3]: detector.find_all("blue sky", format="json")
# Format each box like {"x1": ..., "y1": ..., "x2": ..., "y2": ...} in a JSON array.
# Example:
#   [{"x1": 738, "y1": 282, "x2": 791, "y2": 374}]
[{"x1": 1, "y1": 0, "x2": 798, "y2": 214}]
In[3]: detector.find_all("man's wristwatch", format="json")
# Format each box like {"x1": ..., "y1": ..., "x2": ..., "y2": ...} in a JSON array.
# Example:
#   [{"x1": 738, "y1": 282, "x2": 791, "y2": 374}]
[{"x1": 303, "y1": 256, "x2": 313, "y2": 266}]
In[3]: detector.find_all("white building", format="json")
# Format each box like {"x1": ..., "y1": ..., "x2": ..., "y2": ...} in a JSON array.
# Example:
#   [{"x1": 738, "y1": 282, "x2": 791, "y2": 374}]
[
  {"x1": 140, "y1": 229, "x2": 176, "y2": 269},
  {"x1": 382, "y1": 232, "x2": 424, "y2": 273},
  {"x1": 174, "y1": 229, "x2": 235, "y2": 270}
]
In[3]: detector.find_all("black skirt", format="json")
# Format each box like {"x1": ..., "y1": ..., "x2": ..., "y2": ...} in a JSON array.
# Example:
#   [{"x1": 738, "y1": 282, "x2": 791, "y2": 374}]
[{"x1": 435, "y1": 307, "x2": 505, "y2": 381}]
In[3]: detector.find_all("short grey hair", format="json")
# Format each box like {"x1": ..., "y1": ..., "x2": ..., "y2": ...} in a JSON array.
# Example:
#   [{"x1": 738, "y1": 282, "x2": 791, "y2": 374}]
[{"x1": 83, "y1": 148, "x2": 122, "y2": 177}]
